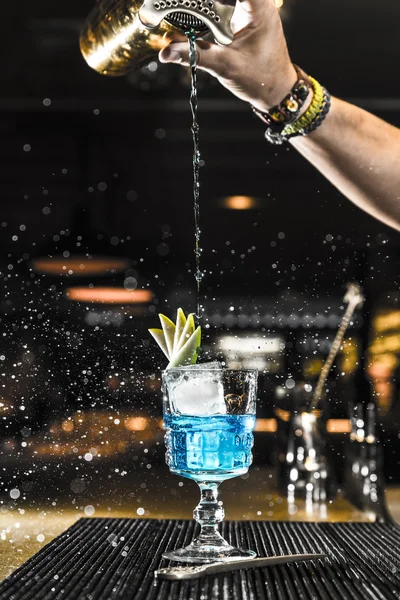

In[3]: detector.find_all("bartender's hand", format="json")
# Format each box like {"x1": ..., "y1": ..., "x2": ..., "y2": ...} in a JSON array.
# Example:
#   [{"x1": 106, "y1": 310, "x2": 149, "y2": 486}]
[
  {"x1": 161, "y1": 0, "x2": 400, "y2": 235},
  {"x1": 159, "y1": 0, "x2": 297, "y2": 112}
]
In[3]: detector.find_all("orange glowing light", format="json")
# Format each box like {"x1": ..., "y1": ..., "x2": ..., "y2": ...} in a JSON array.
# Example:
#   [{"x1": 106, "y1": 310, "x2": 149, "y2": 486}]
[
  {"x1": 223, "y1": 196, "x2": 258, "y2": 210},
  {"x1": 124, "y1": 417, "x2": 148, "y2": 431},
  {"x1": 62, "y1": 420, "x2": 74, "y2": 433},
  {"x1": 374, "y1": 311, "x2": 400, "y2": 333},
  {"x1": 32, "y1": 256, "x2": 131, "y2": 276},
  {"x1": 254, "y1": 418, "x2": 278, "y2": 432},
  {"x1": 326, "y1": 419, "x2": 351, "y2": 433},
  {"x1": 368, "y1": 353, "x2": 398, "y2": 378},
  {"x1": 370, "y1": 334, "x2": 400, "y2": 355},
  {"x1": 274, "y1": 408, "x2": 291, "y2": 422},
  {"x1": 66, "y1": 287, "x2": 152, "y2": 304}
]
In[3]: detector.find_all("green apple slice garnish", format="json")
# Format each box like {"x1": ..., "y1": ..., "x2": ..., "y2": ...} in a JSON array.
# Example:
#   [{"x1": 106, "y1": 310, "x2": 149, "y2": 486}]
[
  {"x1": 149, "y1": 309, "x2": 201, "y2": 368},
  {"x1": 173, "y1": 308, "x2": 187, "y2": 354},
  {"x1": 158, "y1": 313, "x2": 176, "y2": 358},
  {"x1": 175, "y1": 313, "x2": 195, "y2": 354},
  {"x1": 168, "y1": 325, "x2": 201, "y2": 368},
  {"x1": 148, "y1": 328, "x2": 169, "y2": 359}
]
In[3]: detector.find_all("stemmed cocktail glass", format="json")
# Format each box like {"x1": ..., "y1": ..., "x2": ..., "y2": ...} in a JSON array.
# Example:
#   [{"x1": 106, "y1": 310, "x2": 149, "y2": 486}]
[{"x1": 162, "y1": 366, "x2": 258, "y2": 563}]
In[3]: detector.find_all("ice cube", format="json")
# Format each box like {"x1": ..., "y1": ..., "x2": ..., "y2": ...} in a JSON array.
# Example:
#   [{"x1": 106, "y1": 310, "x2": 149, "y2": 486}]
[
  {"x1": 179, "y1": 361, "x2": 222, "y2": 371},
  {"x1": 167, "y1": 364, "x2": 226, "y2": 415}
]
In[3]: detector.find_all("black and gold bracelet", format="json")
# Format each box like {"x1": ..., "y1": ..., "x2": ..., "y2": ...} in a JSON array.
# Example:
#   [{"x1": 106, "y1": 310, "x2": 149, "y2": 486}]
[
  {"x1": 252, "y1": 69, "x2": 332, "y2": 145},
  {"x1": 281, "y1": 77, "x2": 331, "y2": 138},
  {"x1": 251, "y1": 65, "x2": 312, "y2": 131}
]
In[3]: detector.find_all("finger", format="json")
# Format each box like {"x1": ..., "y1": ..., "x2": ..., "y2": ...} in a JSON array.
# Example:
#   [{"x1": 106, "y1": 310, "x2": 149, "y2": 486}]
[
  {"x1": 162, "y1": 30, "x2": 187, "y2": 43},
  {"x1": 230, "y1": 1, "x2": 252, "y2": 34},
  {"x1": 240, "y1": 0, "x2": 275, "y2": 16},
  {"x1": 159, "y1": 40, "x2": 229, "y2": 77}
]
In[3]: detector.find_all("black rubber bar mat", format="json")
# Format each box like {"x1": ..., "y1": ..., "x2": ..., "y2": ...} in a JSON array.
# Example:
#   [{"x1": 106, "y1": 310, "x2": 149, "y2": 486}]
[{"x1": 1, "y1": 519, "x2": 400, "y2": 599}]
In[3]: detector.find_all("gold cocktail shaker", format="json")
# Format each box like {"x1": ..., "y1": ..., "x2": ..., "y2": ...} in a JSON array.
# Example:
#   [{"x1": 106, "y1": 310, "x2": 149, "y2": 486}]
[{"x1": 80, "y1": 0, "x2": 235, "y2": 76}]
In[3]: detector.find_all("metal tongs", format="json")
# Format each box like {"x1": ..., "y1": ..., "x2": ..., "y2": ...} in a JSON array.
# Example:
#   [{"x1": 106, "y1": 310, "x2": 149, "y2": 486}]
[{"x1": 155, "y1": 553, "x2": 327, "y2": 581}]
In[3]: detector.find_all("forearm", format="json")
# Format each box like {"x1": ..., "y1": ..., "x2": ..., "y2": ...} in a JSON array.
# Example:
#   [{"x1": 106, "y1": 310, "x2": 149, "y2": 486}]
[
  {"x1": 290, "y1": 97, "x2": 400, "y2": 231},
  {"x1": 159, "y1": 0, "x2": 400, "y2": 232}
]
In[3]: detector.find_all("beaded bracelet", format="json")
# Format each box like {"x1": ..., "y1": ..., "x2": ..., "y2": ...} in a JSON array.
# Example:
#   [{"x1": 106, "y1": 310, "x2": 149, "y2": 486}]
[
  {"x1": 283, "y1": 77, "x2": 331, "y2": 137},
  {"x1": 264, "y1": 77, "x2": 331, "y2": 145},
  {"x1": 251, "y1": 65, "x2": 312, "y2": 131}
]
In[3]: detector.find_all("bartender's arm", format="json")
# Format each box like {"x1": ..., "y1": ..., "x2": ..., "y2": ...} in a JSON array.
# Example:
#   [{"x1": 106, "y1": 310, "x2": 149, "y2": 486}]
[{"x1": 159, "y1": 0, "x2": 400, "y2": 231}]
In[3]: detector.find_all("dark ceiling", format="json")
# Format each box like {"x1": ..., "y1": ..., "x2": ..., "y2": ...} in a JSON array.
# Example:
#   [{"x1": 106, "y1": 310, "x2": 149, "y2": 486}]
[{"x1": 1, "y1": 0, "x2": 400, "y2": 300}]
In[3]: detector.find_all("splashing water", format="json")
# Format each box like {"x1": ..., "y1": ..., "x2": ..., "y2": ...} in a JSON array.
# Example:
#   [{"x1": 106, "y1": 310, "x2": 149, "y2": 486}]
[{"x1": 186, "y1": 32, "x2": 204, "y2": 320}]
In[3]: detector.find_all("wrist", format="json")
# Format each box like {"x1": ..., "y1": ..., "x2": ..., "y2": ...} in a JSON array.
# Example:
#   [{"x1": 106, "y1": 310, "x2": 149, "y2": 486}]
[
  {"x1": 258, "y1": 74, "x2": 331, "y2": 145},
  {"x1": 250, "y1": 65, "x2": 313, "y2": 133},
  {"x1": 251, "y1": 64, "x2": 299, "y2": 113},
  {"x1": 290, "y1": 68, "x2": 313, "y2": 118}
]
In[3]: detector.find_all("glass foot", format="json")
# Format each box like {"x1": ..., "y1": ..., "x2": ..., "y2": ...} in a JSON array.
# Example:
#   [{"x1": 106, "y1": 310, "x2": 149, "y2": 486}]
[{"x1": 163, "y1": 542, "x2": 257, "y2": 564}]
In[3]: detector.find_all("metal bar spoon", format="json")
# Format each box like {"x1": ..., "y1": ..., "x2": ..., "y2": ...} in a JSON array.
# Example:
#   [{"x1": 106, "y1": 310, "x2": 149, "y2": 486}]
[
  {"x1": 155, "y1": 553, "x2": 328, "y2": 581},
  {"x1": 310, "y1": 282, "x2": 364, "y2": 410}
]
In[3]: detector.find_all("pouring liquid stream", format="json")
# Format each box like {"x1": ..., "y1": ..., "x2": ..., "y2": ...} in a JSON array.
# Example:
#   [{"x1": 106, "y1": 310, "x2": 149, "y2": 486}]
[{"x1": 187, "y1": 32, "x2": 204, "y2": 321}]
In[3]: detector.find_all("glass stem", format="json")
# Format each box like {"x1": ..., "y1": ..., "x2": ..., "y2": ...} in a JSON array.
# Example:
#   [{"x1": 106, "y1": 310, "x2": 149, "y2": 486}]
[{"x1": 193, "y1": 482, "x2": 229, "y2": 546}]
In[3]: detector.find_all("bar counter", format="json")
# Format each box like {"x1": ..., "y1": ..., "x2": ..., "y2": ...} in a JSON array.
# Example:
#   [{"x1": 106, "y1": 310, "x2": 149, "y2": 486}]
[
  {"x1": 1, "y1": 466, "x2": 399, "y2": 583},
  {"x1": 2, "y1": 518, "x2": 400, "y2": 599}
]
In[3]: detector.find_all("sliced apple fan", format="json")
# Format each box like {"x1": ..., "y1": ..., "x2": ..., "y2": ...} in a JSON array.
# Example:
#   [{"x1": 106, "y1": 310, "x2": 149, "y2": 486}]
[{"x1": 148, "y1": 308, "x2": 201, "y2": 369}]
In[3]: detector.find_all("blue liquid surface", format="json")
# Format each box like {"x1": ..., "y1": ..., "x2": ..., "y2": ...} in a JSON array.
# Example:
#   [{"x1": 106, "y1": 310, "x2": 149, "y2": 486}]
[{"x1": 164, "y1": 414, "x2": 256, "y2": 482}]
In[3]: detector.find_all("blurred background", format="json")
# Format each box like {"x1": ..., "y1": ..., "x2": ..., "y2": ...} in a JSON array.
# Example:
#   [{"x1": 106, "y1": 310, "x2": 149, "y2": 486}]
[{"x1": 1, "y1": 0, "x2": 400, "y2": 574}]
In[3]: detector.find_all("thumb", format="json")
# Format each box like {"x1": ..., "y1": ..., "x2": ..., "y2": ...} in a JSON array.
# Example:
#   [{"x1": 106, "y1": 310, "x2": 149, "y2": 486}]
[
  {"x1": 159, "y1": 41, "x2": 188, "y2": 64},
  {"x1": 159, "y1": 40, "x2": 228, "y2": 77}
]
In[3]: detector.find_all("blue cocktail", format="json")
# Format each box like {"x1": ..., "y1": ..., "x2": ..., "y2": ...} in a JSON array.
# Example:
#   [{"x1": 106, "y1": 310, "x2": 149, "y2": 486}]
[
  {"x1": 162, "y1": 367, "x2": 258, "y2": 563},
  {"x1": 164, "y1": 414, "x2": 256, "y2": 481}
]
